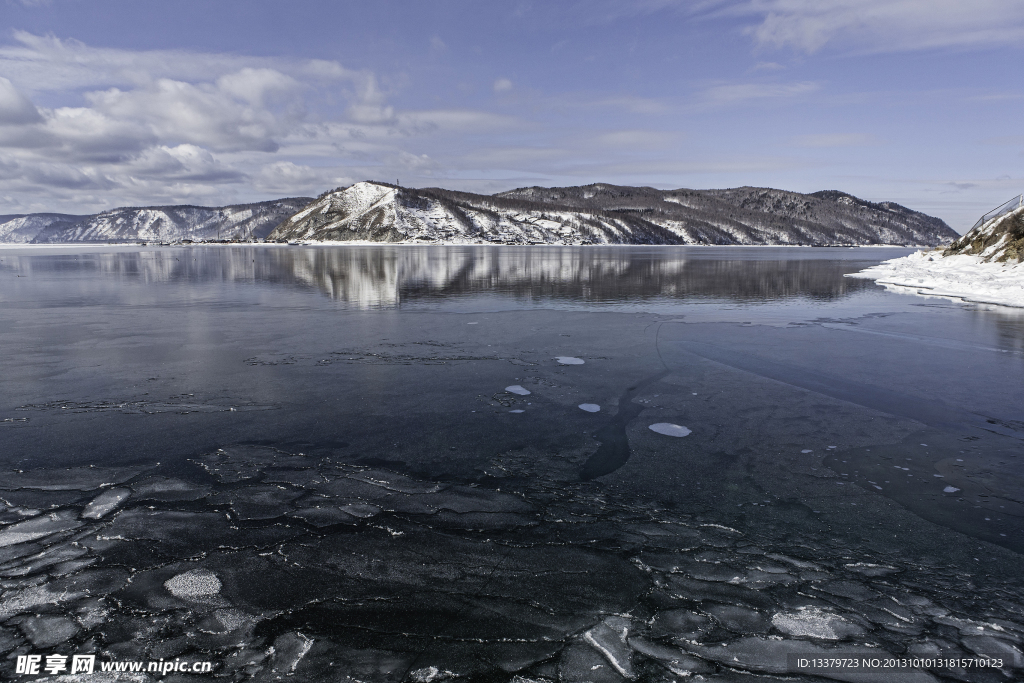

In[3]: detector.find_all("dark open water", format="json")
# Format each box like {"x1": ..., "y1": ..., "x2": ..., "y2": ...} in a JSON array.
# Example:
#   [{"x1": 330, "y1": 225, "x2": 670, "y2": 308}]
[{"x1": 1, "y1": 245, "x2": 1022, "y2": 682}]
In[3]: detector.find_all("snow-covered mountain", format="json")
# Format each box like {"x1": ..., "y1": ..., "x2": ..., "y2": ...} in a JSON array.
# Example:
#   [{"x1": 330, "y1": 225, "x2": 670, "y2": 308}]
[
  {"x1": 498, "y1": 184, "x2": 957, "y2": 246},
  {"x1": 269, "y1": 182, "x2": 957, "y2": 246},
  {"x1": 268, "y1": 182, "x2": 683, "y2": 245},
  {"x1": 1, "y1": 182, "x2": 957, "y2": 246},
  {"x1": 0, "y1": 198, "x2": 312, "y2": 244}
]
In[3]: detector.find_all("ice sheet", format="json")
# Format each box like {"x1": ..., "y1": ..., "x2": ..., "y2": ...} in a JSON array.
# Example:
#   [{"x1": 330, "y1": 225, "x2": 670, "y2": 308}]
[{"x1": 849, "y1": 250, "x2": 1024, "y2": 308}]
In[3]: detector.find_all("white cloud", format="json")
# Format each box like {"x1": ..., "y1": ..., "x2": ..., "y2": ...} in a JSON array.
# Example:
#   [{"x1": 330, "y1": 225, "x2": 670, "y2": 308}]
[
  {"x1": 0, "y1": 77, "x2": 42, "y2": 124},
  {"x1": 345, "y1": 76, "x2": 396, "y2": 124},
  {"x1": 593, "y1": 96, "x2": 668, "y2": 114},
  {"x1": 128, "y1": 145, "x2": 244, "y2": 182},
  {"x1": 216, "y1": 68, "x2": 303, "y2": 107},
  {"x1": 0, "y1": 32, "x2": 539, "y2": 211},
  {"x1": 792, "y1": 133, "x2": 875, "y2": 147},
  {"x1": 701, "y1": 81, "x2": 818, "y2": 106},
  {"x1": 594, "y1": 130, "x2": 680, "y2": 148},
  {"x1": 254, "y1": 161, "x2": 335, "y2": 194},
  {"x1": 86, "y1": 78, "x2": 284, "y2": 153},
  {"x1": 493, "y1": 78, "x2": 513, "y2": 92},
  {"x1": 0, "y1": 32, "x2": 360, "y2": 94},
  {"x1": 738, "y1": 0, "x2": 1024, "y2": 53}
]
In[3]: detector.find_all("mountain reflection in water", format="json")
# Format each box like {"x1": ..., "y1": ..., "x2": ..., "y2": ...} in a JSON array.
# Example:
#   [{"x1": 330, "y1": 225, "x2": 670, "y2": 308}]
[{"x1": 2, "y1": 245, "x2": 887, "y2": 309}]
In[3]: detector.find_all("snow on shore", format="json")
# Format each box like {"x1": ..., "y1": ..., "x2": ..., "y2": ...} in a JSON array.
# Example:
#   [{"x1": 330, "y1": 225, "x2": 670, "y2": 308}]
[{"x1": 847, "y1": 250, "x2": 1024, "y2": 308}]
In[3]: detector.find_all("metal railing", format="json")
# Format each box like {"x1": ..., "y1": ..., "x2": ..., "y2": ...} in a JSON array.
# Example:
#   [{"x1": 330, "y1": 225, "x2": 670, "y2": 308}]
[{"x1": 969, "y1": 194, "x2": 1024, "y2": 232}]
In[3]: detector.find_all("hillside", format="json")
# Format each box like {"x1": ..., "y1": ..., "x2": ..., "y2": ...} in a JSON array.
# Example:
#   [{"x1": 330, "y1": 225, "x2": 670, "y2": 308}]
[
  {"x1": 0, "y1": 198, "x2": 312, "y2": 244},
  {"x1": 943, "y1": 199, "x2": 1024, "y2": 262},
  {"x1": 269, "y1": 182, "x2": 957, "y2": 246},
  {"x1": 268, "y1": 182, "x2": 683, "y2": 245},
  {"x1": 0, "y1": 183, "x2": 958, "y2": 246},
  {"x1": 848, "y1": 197, "x2": 1024, "y2": 308},
  {"x1": 497, "y1": 184, "x2": 956, "y2": 246}
]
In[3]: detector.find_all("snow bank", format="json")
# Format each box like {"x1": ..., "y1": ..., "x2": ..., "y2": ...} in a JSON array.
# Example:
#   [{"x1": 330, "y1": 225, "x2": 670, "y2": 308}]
[{"x1": 847, "y1": 250, "x2": 1024, "y2": 308}]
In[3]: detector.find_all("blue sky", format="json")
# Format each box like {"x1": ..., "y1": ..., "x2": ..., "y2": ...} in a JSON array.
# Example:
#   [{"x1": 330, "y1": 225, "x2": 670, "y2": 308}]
[{"x1": 0, "y1": 1, "x2": 1022, "y2": 230}]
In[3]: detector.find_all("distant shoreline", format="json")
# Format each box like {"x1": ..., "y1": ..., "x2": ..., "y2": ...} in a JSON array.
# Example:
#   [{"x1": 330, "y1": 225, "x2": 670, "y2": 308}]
[{"x1": 0, "y1": 242, "x2": 930, "y2": 249}]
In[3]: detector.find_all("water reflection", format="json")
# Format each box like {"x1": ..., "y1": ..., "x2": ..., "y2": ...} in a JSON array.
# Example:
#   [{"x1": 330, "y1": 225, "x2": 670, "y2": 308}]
[{"x1": 1, "y1": 245, "x2": 887, "y2": 309}]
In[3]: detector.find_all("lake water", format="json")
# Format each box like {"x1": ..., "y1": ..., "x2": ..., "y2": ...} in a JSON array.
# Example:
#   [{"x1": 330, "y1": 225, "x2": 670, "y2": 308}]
[{"x1": 1, "y1": 245, "x2": 1022, "y2": 681}]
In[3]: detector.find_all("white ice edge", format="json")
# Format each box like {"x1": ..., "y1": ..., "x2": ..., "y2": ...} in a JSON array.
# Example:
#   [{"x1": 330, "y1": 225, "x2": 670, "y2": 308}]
[{"x1": 848, "y1": 251, "x2": 1024, "y2": 308}]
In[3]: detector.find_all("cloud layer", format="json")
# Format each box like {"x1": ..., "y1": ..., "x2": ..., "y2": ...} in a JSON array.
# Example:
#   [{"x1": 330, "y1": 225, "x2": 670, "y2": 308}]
[
  {"x1": 739, "y1": 0, "x2": 1024, "y2": 53},
  {"x1": 0, "y1": 33, "x2": 529, "y2": 212}
]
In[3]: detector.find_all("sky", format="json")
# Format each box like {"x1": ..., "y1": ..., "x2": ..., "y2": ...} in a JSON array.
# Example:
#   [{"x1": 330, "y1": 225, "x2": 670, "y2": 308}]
[{"x1": 0, "y1": 0, "x2": 1022, "y2": 231}]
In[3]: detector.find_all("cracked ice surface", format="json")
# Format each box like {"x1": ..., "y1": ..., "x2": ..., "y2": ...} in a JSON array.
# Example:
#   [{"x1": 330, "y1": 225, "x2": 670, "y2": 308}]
[{"x1": 0, "y1": 444, "x2": 1020, "y2": 682}]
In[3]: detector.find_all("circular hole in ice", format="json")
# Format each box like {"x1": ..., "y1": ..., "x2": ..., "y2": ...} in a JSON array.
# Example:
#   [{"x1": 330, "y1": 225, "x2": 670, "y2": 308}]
[
  {"x1": 578, "y1": 403, "x2": 600, "y2": 413},
  {"x1": 164, "y1": 569, "x2": 221, "y2": 599},
  {"x1": 505, "y1": 385, "x2": 531, "y2": 395},
  {"x1": 555, "y1": 356, "x2": 585, "y2": 365},
  {"x1": 509, "y1": 409, "x2": 525, "y2": 413},
  {"x1": 648, "y1": 423, "x2": 691, "y2": 437}
]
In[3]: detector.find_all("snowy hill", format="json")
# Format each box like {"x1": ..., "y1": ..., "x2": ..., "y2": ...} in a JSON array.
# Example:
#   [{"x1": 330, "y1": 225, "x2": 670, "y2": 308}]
[
  {"x1": 498, "y1": 184, "x2": 956, "y2": 246},
  {"x1": 848, "y1": 198, "x2": 1024, "y2": 308},
  {"x1": 0, "y1": 198, "x2": 312, "y2": 244},
  {"x1": 1, "y1": 182, "x2": 957, "y2": 246},
  {"x1": 268, "y1": 182, "x2": 683, "y2": 245},
  {"x1": 270, "y1": 182, "x2": 957, "y2": 246},
  {"x1": 943, "y1": 198, "x2": 1024, "y2": 263}
]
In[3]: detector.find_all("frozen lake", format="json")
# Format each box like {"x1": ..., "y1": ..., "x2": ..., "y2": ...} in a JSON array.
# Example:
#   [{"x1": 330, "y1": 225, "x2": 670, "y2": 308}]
[{"x1": 1, "y1": 245, "x2": 1023, "y2": 680}]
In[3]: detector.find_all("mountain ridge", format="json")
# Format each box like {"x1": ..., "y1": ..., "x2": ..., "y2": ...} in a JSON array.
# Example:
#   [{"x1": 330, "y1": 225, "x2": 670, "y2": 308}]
[
  {"x1": 0, "y1": 198, "x2": 312, "y2": 244},
  {"x1": 268, "y1": 181, "x2": 957, "y2": 247},
  {"x1": 0, "y1": 183, "x2": 958, "y2": 246}
]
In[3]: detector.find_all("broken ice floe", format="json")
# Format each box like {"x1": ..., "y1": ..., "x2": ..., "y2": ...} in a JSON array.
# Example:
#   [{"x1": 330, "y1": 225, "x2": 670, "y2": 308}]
[
  {"x1": 0, "y1": 466, "x2": 150, "y2": 492},
  {"x1": 509, "y1": 409, "x2": 525, "y2": 413},
  {"x1": 801, "y1": 449, "x2": 813, "y2": 453},
  {"x1": 0, "y1": 510, "x2": 82, "y2": 547},
  {"x1": 583, "y1": 616, "x2": 634, "y2": 678},
  {"x1": 944, "y1": 486, "x2": 961, "y2": 493},
  {"x1": 771, "y1": 607, "x2": 865, "y2": 640},
  {"x1": 165, "y1": 568, "x2": 223, "y2": 600},
  {"x1": 648, "y1": 423, "x2": 691, "y2": 437},
  {"x1": 131, "y1": 476, "x2": 211, "y2": 501},
  {"x1": 505, "y1": 385, "x2": 531, "y2": 395},
  {"x1": 555, "y1": 356, "x2": 585, "y2": 365},
  {"x1": 578, "y1": 403, "x2": 600, "y2": 412},
  {"x1": 1, "y1": 441, "x2": 1021, "y2": 681},
  {"x1": 707, "y1": 604, "x2": 770, "y2": 634},
  {"x1": 81, "y1": 487, "x2": 131, "y2": 519},
  {"x1": 17, "y1": 614, "x2": 80, "y2": 648}
]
